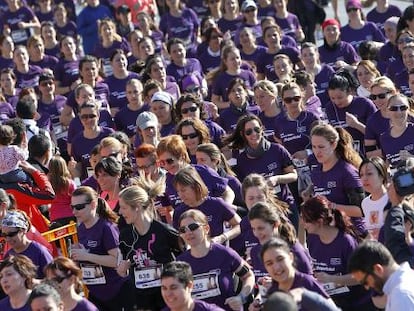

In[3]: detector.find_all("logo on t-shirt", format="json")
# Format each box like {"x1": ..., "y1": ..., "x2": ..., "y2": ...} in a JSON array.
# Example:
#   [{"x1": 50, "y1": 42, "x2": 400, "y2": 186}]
[
  {"x1": 330, "y1": 257, "x2": 342, "y2": 266},
  {"x1": 327, "y1": 181, "x2": 336, "y2": 188}
]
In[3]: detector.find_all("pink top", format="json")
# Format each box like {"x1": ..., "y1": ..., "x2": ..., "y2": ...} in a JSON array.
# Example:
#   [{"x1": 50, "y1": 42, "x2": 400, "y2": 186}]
[
  {"x1": 49, "y1": 179, "x2": 76, "y2": 221},
  {"x1": 0, "y1": 145, "x2": 28, "y2": 174}
]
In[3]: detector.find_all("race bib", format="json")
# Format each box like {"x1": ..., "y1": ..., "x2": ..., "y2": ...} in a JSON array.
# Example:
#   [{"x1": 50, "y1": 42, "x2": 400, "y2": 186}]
[
  {"x1": 134, "y1": 264, "x2": 163, "y2": 289},
  {"x1": 80, "y1": 263, "x2": 106, "y2": 285},
  {"x1": 11, "y1": 29, "x2": 28, "y2": 43},
  {"x1": 192, "y1": 270, "x2": 221, "y2": 300},
  {"x1": 323, "y1": 282, "x2": 350, "y2": 296}
]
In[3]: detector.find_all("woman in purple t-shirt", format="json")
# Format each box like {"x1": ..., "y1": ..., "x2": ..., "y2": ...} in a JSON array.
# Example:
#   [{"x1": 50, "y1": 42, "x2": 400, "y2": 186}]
[
  {"x1": 70, "y1": 186, "x2": 134, "y2": 310},
  {"x1": 302, "y1": 196, "x2": 374, "y2": 311},
  {"x1": 0, "y1": 35, "x2": 14, "y2": 70},
  {"x1": 12, "y1": 46, "x2": 42, "y2": 90},
  {"x1": 55, "y1": 36, "x2": 80, "y2": 97},
  {"x1": 136, "y1": 12, "x2": 164, "y2": 54},
  {"x1": 217, "y1": 0, "x2": 242, "y2": 38},
  {"x1": 177, "y1": 209, "x2": 255, "y2": 311},
  {"x1": 272, "y1": 0, "x2": 304, "y2": 42},
  {"x1": 45, "y1": 257, "x2": 99, "y2": 311},
  {"x1": 308, "y1": 123, "x2": 366, "y2": 237},
  {"x1": 355, "y1": 60, "x2": 381, "y2": 98}
]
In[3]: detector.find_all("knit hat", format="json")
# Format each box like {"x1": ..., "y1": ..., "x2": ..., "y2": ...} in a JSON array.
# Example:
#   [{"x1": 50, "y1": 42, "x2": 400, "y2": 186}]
[{"x1": 321, "y1": 18, "x2": 341, "y2": 31}]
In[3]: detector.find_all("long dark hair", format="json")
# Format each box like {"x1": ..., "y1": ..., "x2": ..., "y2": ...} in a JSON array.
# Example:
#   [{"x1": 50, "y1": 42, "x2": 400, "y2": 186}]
[{"x1": 222, "y1": 114, "x2": 264, "y2": 150}]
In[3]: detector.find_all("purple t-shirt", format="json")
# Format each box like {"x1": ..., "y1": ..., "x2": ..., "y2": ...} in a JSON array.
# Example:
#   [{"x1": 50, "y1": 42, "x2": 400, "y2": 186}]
[
  {"x1": 5, "y1": 241, "x2": 53, "y2": 278},
  {"x1": 273, "y1": 13, "x2": 302, "y2": 41},
  {"x1": 177, "y1": 243, "x2": 243, "y2": 310},
  {"x1": 77, "y1": 218, "x2": 126, "y2": 301},
  {"x1": 55, "y1": 21, "x2": 78, "y2": 38},
  {"x1": 217, "y1": 16, "x2": 243, "y2": 39},
  {"x1": 218, "y1": 103, "x2": 260, "y2": 134},
  {"x1": 256, "y1": 47, "x2": 300, "y2": 81},
  {"x1": 71, "y1": 127, "x2": 114, "y2": 179},
  {"x1": 166, "y1": 58, "x2": 204, "y2": 89},
  {"x1": 229, "y1": 214, "x2": 259, "y2": 256},
  {"x1": 55, "y1": 58, "x2": 80, "y2": 95},
  {"x1": 380, "y1": 122, "x2": 414, "y2": 168},
  {"x1": 212, "y1": 70, "x2": 256, "y2": 101},
  {"x1": 234, "y1": 22, "x2": 262, "y2": 46},
  {"x1": 240, "y1": 45, "x2": 267, "y2": 65},
  {"x1": 14, "y1": 65, "x2": 42, "y2": 89},
  {"x1": 274, "y1": 111, "x2": 319, "y2": 154},
  {"x1": 366, "y1": 5, "x2": 401, "y2": 34},
  {"x1": 318, "y1": 41, "x2": 359, "y2": 68},
  {"x1": 259, "y1": 111, "x2": 283, "y2": 140},
  {"x1": 29, "y1": 54, "x2": 59, "y2": 71},
  {"x1": 4, "y1": 6, "x2": 36, "y2": 45},
  {"x1": 365, "y1": 110, "x2": 390, "y2": 149},
  {"x1": 104, "y1": 71, "x2": 140, "y2": 109},
  {"x1": 395, "y1": 69, "x2": 412, "y2": 97},
  {"x1": 81, "y1": 175, "x2": 99, "y2": 191},
  {"x1": 66, "y1": 81, "x2": 110, "y2": 113},
  {"x1": 198, "y1": 48, "x2": 221, "y2": 74},
  {"x1": 0, "y1": 297, "x2": 29, "y2": 311},
  {"x1": 172, "y1": 196, "x2": 236, "y2": 237},
  {"x1": 114, "y1": 105, "x2": 148, "y2": 138},
  {"x1": 311, "y1": 159, "x2": 366, "y2": 234},
  {"x1": 0, "y1": 102, "x2": 15, "y2": 123},
  {"x1": 93, "y1": 38, "x2": 131, "y2": 77},
  {"x1": 340, "y1": 22, "x2": 385, "y2": 50},
  {"x1": 325, "y1": 96, "x2": 377, "y2": 155},
  {"x1": 378, "y1": 42, "x2": 398, "y2": 75},
  {"x1": 164, "y1": 164, "x2": 228, "y2": 209},
  {"x1": 314, "y1": 64, "x2": 335, "y2": 108},
  {"x1": 0, "y1": 56, "x2": 14, "y2": 69},
  {"x1": 205, "y1": 119, "x2": 226, "y2": 147},
  {"x1": 72, "y1": 298, "x2": 99, "y2": 311}
]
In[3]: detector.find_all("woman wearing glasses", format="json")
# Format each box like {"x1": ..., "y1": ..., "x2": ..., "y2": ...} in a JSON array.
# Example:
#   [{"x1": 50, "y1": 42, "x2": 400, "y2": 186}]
[
  {"x1": 175, "y1": 93, "x2": 225, "y2": 148},
  {"x1": 157, "y1": 135, "x2": 235, "y2": 209},
  {"x1": 0, "y1": 255, "x2": 37, "y2": 311},
  {"x1": 364, "y1": 77, "x2": 397, "y2": 158},
  {"x1": 70, "y1": 101, "x2": 114, "y2": 181},
  {"x1": 45, "y1": 257, "x2": 98, "y2": 311},
  {"x1": 70, "y1": 186, "x2": 134, "y2": 311},
  {"x1": 117, "y1": 183, "x2": 184, "y2": 311},
  {"x1": 380, "y1": 94, "x2": 414, "y2": 169},
  {"x1": 1, "y1": 210, "x2": 52, "y2": 278},
  {"x1": 301, "y1": 196, "x2": 373, "y2": 311},
  {"x1": 177, "y1": 209, "x2": 255, "y2": 310},
  {"x1": 175, "y1": 118, "x2": 211, "y2": 164},
  {"x1": 172, "y1": 166, "x2": 241, "y2": 244},
  {"x1": 223, "y1": 114, "x2": 299, "y2": 229}
]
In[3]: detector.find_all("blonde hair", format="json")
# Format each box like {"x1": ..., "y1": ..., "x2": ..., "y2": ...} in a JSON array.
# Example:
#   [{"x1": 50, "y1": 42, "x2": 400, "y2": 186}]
[
  {"x1": 253, "y1": 80, "x2": 278, "y2": 98},
  {"x1": 48, "y1": 155, "x2": 72, "y2": 194}
]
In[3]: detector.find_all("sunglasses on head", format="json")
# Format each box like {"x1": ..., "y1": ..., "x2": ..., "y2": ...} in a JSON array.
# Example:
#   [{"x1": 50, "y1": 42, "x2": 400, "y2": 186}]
[
  {"x1": 182, "y1": 132, "x2": 198, "y2": 140},
  {"x1": 369, "y1": 92, "x2": 390, "y2": 101},
  {"x1": 0, "y1": 230, "x2": 20, "y2": 238},
  {"x1": 398, "y1": 37, "x2": 414, "y2": 44},
  {"x1": 80, "y1": 114, "x2": 97, "y2": 120},
  {"x1": 181, "y1": 106, "x2": 198, "y2": 114},
  {"x1": 244, "y1": 126, "x2": 261, "y2": 136},
  {"x1": 283, "y1": 96, "x2": 301, "y2": 104},
  {"x1": 389, "y1": 105, "x2": 409, "y2": 112},
  {"x1": 159, "y1": 158, "x2": 175, "y2": 166},
  {"x1": 71, "y1": 201, "x2": 92, "y2": 211},
  {"x1": 185, "y1": 86, "x2": 200, "y2": 94},
  {"x1": 178, "y1": 223, "x2": 201, "y2": 234}
]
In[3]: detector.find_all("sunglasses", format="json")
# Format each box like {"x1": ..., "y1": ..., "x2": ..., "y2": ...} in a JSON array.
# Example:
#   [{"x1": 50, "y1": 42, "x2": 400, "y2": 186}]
[
  {"x1": 0, "y1": 230, "x2": 20, "y2": 238},
  {"x1": 178, "y1": 223, "x2": 201, "y2": 234},
  {"x1": 389, "y1": 105, "x2": 409, "y2": 112},
  {"x1": 137, "y1": 162, "x2": 155, "y2": 170},
  {"x1": 51, "y1": 273, "x2": 72, "y2": 283},
  {"x1": 283, "y1": 96, "x2": 301, "y2": 104},
  {"x1": 159, "y1": 158, "x2": 175, "y2": 166},
  {"x1": 182, "y1": 132, "x2": 198, "y2": 140},
  {"x1": 244, "y1": 126, "x2": 261, "y2": 136},
  {"x1": 369, "y1": 92, "x2": 390, "y2": 101},
  {"x1": 398, "y1": 37, "x2": 414, "y2": 44},
  {"x1": 181, "y1": 106, "x2": 198, "y2": 114},
  {"x1": 71, "y1": 201, "x2": 92, "y2": 211},
  {"x1": 80, "y1": 114, "x2": 97, "y2": 120},
  {"x1": 346, "y1": 7, "x2": 359, "y2": 13},
  {"x1": 185, "y1": 87, "x2": 200, "y2": 94},
  {"x1": 244, "y1": 7, "x2": 256, "y2": 13}
]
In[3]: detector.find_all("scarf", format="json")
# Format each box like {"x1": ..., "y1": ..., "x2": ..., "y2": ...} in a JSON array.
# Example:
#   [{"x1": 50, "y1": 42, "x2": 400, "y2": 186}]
[{"x1": 245, "y1": 137, "x2": 271, "y2": 159}]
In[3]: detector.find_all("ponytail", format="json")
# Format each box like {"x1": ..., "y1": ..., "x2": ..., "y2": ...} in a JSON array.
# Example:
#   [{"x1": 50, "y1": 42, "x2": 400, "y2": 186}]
[
  {"x1": 96, "y1": 197, "x2": 119, "y2": 223},
  {"x1": 335, "y1": 127, "x2": 362, "y2": 168},
  {"x1": 277, "y1": 219, "x2": 297, "y2": 246}
]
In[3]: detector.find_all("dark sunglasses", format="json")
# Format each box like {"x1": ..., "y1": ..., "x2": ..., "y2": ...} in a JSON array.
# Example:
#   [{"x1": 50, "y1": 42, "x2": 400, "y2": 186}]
[
  {"x1": 178, "y1": 223, "x2": 201, "y2": 234},
  {"x1": 182, "y1": 132, "x2": 198, "y2": 140},
  {"x1": 159, "y1": 158, "x2": 175, "y2": 166},
  {"x1": 185, "y1": 87, "x2": 200, "y2": 94},
  {"x1": 369, "y1": 92, "x2": 390, "y2": 101},
  {"x1": 137, "y1": 162, "x2": 155, "y2": 170},
  {"x1": 398, "y1": 37, "x2": 414, "y2": 44},
  {"x1": 244, "y1": 7, "x2": 256, "y2": 13},
  {"x1": 346, "y1": 7, "x2": 359, "y2": 13},
  {"x1": 181, "y1": 106, "x2": 198, "y2": 114},
  {"x1": 52, "y1": 273, "x2": 72, "y2": 283},
  {"x1": 71, "y1": 201, "x2": 92, "y2": 211},
  {"x1": 389, "y1": 105, "x2": 409, "y2": 112},
  {"x1": 244, "y1": 126, "x2": 261, "y2": 136},
  {"x1": 80, "y1": 114, "x2": 97, "y2": 120},
  {"x1": 283, "y1": 96, "x2": 301, "y2": 104},
  {"x1": 0, "y1": 230, "x2": 20, "y2": 238}
]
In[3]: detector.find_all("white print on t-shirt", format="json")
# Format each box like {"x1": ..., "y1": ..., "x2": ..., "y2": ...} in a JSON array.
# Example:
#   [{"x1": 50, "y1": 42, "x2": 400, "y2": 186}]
[
  {"x1": 80, "y1": 263, "x2": 106, "y2": 285},
  {"x1": 192, "y1": 270, "x2": 221, "y2": 300}
]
